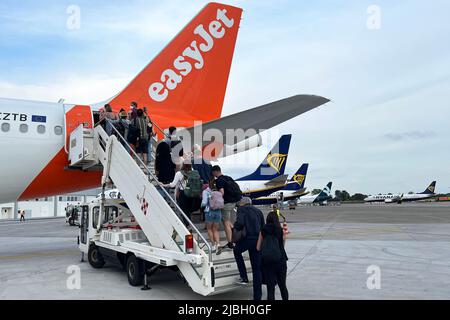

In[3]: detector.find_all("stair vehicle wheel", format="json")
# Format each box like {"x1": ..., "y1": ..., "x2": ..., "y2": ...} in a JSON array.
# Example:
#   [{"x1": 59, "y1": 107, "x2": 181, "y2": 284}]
[
  {"x1": 126, "y1": 255, "x2": 144, "y2": 286},
  {"x1": 69, "y1": 218, "x2": 75, "y2": 226},
  {"x1": 88, "y1": 245, "x2": 105, "y2": 269}
]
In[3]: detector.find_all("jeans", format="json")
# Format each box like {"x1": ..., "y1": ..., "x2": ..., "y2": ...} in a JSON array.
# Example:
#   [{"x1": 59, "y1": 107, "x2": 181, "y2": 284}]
[
  {"x1": 147, "y1": 136, "x2": 154, "y2": 163},
  {"x1": 105, "y1": 121, "x2": 114, "y2": 136},
  {"x1": 233, "y1": 238, "x2": 262, "y2": 300}
]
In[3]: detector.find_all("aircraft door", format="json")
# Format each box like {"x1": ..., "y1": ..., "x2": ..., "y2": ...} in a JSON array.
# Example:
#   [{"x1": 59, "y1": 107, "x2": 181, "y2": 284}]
[{"x1": 64, "y1": 105, "x2": 94, "y2": 154}]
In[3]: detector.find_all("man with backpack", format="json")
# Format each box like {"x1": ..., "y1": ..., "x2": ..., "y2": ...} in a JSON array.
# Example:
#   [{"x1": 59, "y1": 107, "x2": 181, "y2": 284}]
[
  {"x1": 212, "y1": 165, "x2": 243, "y2": 251},
  {"x1": 233, "y1": 197, "x2": 265, "y2": 300},
  {"x1": 112, "y1": 109, "x2": 130, "y2": 149},
  {"x1": 143, "y1": 106, "x2": 155, "y2": 164},
  {"x1": 132, "y1": 109, "x2": 150, "y2": 166},
  {"x1": 163, "y1": 163, "x2": 202, "y2": 226},
  {"x1": 191, "y1": 144, "x2": 213, "y2": 223}
]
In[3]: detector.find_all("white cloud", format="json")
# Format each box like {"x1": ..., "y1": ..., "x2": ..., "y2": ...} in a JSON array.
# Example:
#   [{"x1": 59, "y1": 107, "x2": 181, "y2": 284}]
[{"x1": 0, "y1": 75, "x2": 129, "y2": 105}]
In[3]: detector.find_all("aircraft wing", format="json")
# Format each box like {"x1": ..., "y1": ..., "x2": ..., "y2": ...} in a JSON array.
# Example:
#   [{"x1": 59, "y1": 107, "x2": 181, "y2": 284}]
[
  {"x1": 292, "y1": 188, "x2": 308, "y2": 195},
  {"x1": 177, "y1": 95, "x2": 329, "y2": 155},
  {"x1": 264, "y1": 174, "x2": 289, "y2": 186}
]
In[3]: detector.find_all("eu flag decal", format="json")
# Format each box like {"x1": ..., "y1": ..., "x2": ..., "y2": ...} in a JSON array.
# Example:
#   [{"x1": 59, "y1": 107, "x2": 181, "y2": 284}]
[{"x1": 32, "y1": 115, "x2": 47, "y2": 123}]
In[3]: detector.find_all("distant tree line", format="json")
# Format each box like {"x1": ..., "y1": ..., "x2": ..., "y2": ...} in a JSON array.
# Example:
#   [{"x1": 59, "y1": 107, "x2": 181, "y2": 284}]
[
  {"x1": 309, "y1": 189, "x2": 368, "y2": 202},
  {"x1": 334, "y1": 190, "x2": 367, "y2": 202}
]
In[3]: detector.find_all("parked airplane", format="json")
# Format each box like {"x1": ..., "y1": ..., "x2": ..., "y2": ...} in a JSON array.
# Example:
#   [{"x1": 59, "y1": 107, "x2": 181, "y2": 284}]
[
  {"x1": 298, "y1": 182, "x2": 333, "y2": 205},
  {"x1": 364, "y1": 181, "x2": 436, "y2": 204},
  {"x1": 235, "y1": 135, "x2": 292, "y2": 199},
  {"x1": 0, "y1": 2, "x2": 329, "y2": 204},
  {"x1": 251, "y1": 163, "x2": 309, "y2": 205}
]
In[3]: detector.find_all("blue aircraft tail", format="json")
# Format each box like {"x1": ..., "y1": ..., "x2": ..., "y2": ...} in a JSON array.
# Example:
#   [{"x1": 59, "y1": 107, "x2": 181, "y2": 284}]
[
  {"x1": 284, "y1": 163, "x2": 309, "y2": 191},
  {"x1": 421, "y1": 181, "x2": 436, "y2": 194},
  {"x1": 237, "y1": 134, "x2": 292, "y2": 181},
  {"x1": 318, "y1": 182, "x2": 333, "y2": 198}
]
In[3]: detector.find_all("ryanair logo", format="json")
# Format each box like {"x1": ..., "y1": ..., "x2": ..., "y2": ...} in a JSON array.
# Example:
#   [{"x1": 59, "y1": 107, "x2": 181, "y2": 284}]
[
  {"x1": 428, "y1": 185, "x2": 435, "y2": 193},
  {"x1": 267, "y1": 153, "x2": 287, "y2": 174},
  {"x1": 293, "y1": 174, "x2": 305, "y2": 186}
]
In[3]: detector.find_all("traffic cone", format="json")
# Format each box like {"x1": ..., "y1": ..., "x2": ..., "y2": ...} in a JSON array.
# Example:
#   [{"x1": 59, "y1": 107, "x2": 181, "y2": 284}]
[{"x1": 283, "y1": 222, "x2": 290, "y2": 235}]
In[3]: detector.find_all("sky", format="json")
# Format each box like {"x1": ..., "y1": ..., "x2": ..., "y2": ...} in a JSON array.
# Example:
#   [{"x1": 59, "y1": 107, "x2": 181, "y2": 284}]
[{"x1": 0, "y1": 0, "x2": 449, "y2": 195}]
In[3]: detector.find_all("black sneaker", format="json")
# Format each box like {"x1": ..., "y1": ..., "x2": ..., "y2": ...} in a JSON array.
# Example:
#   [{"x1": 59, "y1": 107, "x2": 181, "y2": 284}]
[
  {"x1": 235, "y1": 278, "x2": 249, "y2": 285},
  {"x1": 227, "y1": 242, "x2": 235, "y2": 249}
]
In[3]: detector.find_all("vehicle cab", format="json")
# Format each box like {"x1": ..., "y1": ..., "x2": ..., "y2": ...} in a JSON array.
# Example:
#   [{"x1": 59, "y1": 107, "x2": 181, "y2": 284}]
[{"x1": 78, "y1": 198, "x2": 135, "y2": 259}]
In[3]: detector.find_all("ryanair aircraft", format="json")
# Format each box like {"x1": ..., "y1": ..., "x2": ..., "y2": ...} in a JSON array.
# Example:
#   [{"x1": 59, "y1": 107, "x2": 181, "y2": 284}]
[
  {"x1": 251, "y1": 163, "x2": 309, "y2": 205},
  {"x1": 235, "y1": 135, "x2": 291, "y2": 199},
  {"x1": 364, "y1": 181, "x2": 436, "y2": 203}
]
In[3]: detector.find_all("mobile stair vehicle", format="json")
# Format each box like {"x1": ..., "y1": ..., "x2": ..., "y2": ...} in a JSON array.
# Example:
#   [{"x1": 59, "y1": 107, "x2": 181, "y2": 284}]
[{"x1": 68, "y1": 120, "x2": 252, "y2": 296}]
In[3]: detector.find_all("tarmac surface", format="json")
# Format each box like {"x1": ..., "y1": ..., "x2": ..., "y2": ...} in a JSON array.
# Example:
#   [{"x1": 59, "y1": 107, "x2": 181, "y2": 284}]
[{"x1": 1, "y1": 202, "x2": 450, "y2": 300}]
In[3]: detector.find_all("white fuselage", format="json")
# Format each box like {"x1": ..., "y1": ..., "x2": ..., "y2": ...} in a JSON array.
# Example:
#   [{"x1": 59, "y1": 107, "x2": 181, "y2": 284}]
[
  {"x1": 365, "y1": 193, "x2": 433, "y2": 203},
  {"x1": 298, "y1": 195, "x2": 318, "y2": 204},
  {"x1": 0, "y1": 98, "x2": 66, "y2": 203},
  {"x1": 364, "y1": 194, "x2": 402, "y2": 203},
  {"x1": 235, "y1": 180, "x2": 285, "y2": 198},
  {"x1": 262, "y1": 190, "x2": 302, "y2": 200}
]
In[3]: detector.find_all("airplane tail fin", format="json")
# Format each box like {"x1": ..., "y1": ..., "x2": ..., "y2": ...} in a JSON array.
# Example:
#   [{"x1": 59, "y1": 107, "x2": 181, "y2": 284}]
[
  {"x1": 284, "y1": 163, "x2": 309, "y2": 191},
  {"x1": 108, "y1": 3, "x2": 242, "y2": 125},
  {"x1": 421, "y1": 181, "x2": 436, "y2": 194},
  {"x1": 318, "y1": 182, "x2": 333, "y2": 198},
  {"x1": 237, "y1": 134, "x2": 292, "y2": 181}
]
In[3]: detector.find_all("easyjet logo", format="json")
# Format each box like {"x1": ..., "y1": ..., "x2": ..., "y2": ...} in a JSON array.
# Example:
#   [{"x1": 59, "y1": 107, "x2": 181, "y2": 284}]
[
  {"x1": 267, "y1": 154, "x2": 287, "y2": 174},
  {"x1": 149, "y1": 8, "x2": 235, "y2": 102}
]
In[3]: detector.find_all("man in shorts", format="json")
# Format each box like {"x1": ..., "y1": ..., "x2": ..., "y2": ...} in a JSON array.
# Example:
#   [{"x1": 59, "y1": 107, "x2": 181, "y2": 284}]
[{"x1": 212, "y1": 165, "x2": 243, "y2": 252}]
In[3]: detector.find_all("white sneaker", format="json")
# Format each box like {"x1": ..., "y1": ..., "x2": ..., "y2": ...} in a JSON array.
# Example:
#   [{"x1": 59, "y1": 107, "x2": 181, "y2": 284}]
[{"x1": 211, "y1": 244, "x2": 216, "y2": 253}]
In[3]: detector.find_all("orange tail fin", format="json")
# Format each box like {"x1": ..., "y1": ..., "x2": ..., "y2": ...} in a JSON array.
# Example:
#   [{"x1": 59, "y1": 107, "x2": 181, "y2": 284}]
[{"x1": 109, "y1": 2, "x2": 242, "y2": 127}]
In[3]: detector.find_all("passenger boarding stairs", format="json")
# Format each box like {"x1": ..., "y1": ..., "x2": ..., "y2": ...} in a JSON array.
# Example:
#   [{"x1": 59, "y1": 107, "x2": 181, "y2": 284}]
[{"x1": 68, "y1": 121, "x2": 252, "y2": 296}]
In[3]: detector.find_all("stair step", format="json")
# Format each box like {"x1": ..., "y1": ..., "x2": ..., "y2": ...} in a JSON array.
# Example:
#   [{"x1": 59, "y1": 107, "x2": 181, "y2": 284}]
[
  {"x1": 215, "y1": 267, "x2": 253, "y2": 279},
  {"x1": 211, "y1": 282, "x2": 252, "y2": 295}
]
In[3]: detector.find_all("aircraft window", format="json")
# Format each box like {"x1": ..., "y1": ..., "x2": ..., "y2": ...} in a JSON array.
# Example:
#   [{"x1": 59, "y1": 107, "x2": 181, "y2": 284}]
[
  {"x1": 54, "y1": 126, "x2": 63, "y2": 135},
  {"x1": 19, "y1": 124, "x2": 28, "y2": 133},
  {"x1": 37, "y1": 125, "x2": 46, "y2": 134},
  {"x1": 1, "y1": 123, "x2": 10, "y2": 132}
]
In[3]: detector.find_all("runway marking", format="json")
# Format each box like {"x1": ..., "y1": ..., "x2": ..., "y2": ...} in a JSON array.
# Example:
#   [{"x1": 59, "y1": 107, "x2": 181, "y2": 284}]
[{"x1": 0, "y1": 250, "x2": 79, "y2": 261}]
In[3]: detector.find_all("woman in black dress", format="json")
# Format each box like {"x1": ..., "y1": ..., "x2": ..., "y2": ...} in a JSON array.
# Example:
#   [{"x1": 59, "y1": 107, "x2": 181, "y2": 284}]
[
  {"x1": 155, "y1": 138, "x2": 176, "y2": 184},
  {"x1": 257, "y1": 211, "x2": 289, "y2": 300}
]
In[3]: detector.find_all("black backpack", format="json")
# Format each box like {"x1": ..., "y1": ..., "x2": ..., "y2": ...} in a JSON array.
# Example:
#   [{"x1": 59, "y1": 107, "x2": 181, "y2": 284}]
[
  {"x1": 115, "y1": 120, "x2": 126, "y2": 138},
  {"x1": 127, "y1": 121, "x2": 140, "y2": 144},
  {"x1": 261, "y1": 234, "x2": 282, "y2": 264},
  {"x1": 221, "y1": 175, "x2": 242, "y2": 203}
]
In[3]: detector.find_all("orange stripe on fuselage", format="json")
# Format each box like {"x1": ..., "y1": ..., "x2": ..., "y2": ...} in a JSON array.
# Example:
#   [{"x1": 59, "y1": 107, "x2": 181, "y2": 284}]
[{"x1": 19, "y1": 148, "x2": 101, "y2": 201}]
